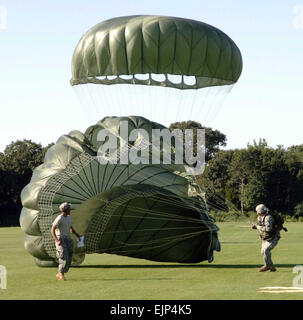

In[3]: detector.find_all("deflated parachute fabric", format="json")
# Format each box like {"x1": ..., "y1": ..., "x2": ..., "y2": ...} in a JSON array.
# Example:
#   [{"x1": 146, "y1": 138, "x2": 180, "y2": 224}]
[
  {"x1": 20, "y1": 116, "x2": 220, "y2": 267},
  {"x1": 71, "y1": 15, "x2": 242, "y2": 89},
  {"x1": 76, "y1": 184, "x2": 217, "y2": 263}
]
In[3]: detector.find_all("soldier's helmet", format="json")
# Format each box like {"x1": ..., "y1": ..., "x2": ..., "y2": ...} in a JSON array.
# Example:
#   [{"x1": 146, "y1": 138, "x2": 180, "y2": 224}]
[
  {"x1": 255, "y1": 204, "x2": 268, "y2": 214},
  {"x1": 59, "y1": 202, "x2": 72, "y2": 212}
]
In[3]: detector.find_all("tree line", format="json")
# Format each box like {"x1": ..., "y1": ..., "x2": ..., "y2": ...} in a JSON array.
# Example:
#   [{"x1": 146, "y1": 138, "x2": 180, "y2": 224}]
[
  {"x1": 198, "y1": 139, "x2": 303, "y2": 217},
  {"x1": 0, "y1": 121, "x2": 302, "y2": 226},
  {"x1": 0, "y1": 140, "x2": 53, "y2": 226},
  {"x1": 169, "y1": 121, "x2": 303, "y2": 218}
]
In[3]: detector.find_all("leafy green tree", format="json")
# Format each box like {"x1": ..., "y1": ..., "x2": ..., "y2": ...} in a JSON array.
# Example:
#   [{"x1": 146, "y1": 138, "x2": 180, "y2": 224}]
[
  {"x1": 294, "y1": 202, "x2": 303, "y2": 217},
  {"x1": 227, "y1": 149, "x2": 252, "y2": 214},
  {"x1": 198, "y1": 150, "x2": 233, "y2": 212},
  {"x1": 169, "y1": 121, "x2": 227, "y2": 162},
  {"x1": 0, "y1": 140, "x2": 53, "y2": 226},
  {"x1": 198, "y1": 139, "x2": 303, "y2": 215}
]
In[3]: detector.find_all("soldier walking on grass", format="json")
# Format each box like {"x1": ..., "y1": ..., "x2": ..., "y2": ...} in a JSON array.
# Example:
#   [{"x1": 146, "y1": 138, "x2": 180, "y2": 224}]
[
  {"x1": 251, "y1": 204, "x2": 280, "y2": 272},
  {"x1": 50, "y1": 202, "x2": 81, "y2": 281}
]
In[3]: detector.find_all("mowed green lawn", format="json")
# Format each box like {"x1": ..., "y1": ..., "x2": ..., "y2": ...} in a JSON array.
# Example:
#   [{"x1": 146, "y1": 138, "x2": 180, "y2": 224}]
[{"x1": 0, "y1": 222, "x2": 303, "y2": 300}]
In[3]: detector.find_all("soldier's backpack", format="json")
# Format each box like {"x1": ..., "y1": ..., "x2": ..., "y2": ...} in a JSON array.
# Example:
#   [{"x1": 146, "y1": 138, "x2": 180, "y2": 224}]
[
  {"x1": 259, "y1": 212, "x2": 287, "y2": 240},
  {"x1": 270, "y1": 211, "x2": 288, "y2": 232}
]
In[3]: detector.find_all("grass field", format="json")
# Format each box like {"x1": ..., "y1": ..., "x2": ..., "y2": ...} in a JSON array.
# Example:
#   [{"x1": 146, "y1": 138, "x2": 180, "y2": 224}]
[{"x1": 1, "y1": 222, "x2": 303, "y2": 300}]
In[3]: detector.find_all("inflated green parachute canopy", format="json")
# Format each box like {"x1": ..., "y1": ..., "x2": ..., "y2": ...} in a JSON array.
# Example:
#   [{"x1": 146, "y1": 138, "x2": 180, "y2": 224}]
[
  {"x1": 20, "y1": 116, "x2": 220, "y2": 267},
  {"x1": 71, "y1": 15, "x2": 242, "y2": 89}
]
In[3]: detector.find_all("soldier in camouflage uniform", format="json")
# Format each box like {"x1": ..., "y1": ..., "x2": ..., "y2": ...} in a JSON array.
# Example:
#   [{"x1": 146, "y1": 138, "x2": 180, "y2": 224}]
[
  {"x1": 50, "y1": 202, "x2": 81, "y2": 281},
  {"x1": 252, "y1": 204, "x2": 280, "y2": 272}
]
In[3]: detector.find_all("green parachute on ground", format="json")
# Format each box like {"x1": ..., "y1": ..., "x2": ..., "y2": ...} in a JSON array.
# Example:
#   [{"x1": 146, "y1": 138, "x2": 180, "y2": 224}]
[
  {"x1": 20, "y1": 117, "x2": 220, "y2": 267},
  {"x1": 20, "y1": 15, "x2": 242, "y2": 267}
]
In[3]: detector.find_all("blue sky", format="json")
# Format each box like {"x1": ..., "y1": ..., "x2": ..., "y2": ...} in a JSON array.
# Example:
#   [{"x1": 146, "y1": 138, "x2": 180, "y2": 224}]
[{"x1": 0, "y1": 0, "x2": 302, "y2": 151}]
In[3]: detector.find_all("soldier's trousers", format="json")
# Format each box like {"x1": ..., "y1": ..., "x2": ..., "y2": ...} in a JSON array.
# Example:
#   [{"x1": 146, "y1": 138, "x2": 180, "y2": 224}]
[
  {"x1": 56, "y1": 236, "x2": 74, "y2": 274},
  {"x1": 261, "y1": 236, "x2": 279, "y2": 266}
]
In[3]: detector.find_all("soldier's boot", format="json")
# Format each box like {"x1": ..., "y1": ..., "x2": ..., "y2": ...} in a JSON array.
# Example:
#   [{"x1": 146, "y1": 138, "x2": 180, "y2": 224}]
[
  {"x1": 56, "y1": 272, "x2": 65, "y2": 281},
  {"x1": 258, "y1": 265, "x2": 271, "y2": 272},
  {"x1": 269, "y1": 265, "x2": 277, "y2": 272}
]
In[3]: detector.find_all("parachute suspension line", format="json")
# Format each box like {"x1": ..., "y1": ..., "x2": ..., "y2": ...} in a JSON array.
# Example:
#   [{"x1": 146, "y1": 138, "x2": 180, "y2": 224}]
[
  {"x1": 202, "y1": 85, "x2": 228, "y2": 126},
  {"x1": 120, "y1": 85, "x2": 126, "y2": 117},
  {"x1": 201, "y1": 182, "x2": 229, "y2": 211},
  {"x1": 156, "y1": 86, "x2": 162, "y2": 123},
  {"x1": 202, "y1": 87, "x2": 213, "y2": 126},
  {"x1": 163, "y1": 85, "x2": 170, "y2": 125},
  {"x1": 150, "y1": 85, "x2": 156, "y2": 123},
  {"x1": 92, "y1": 84, "x2": 105, "y2": 120},
  {"x1": 147, "y1": 78, "x2": 153, "y2": 121},
  {"x1": 72, "y1": 185, "x2": 206, "y2": 223},
  {"x1": 196, "y1": 86, "x2": 210, "y2": 125},
  {"x1": 183, "y1": 89, "x2": 194, "y2": 122},
  {"x1": 132, "y1": 84, "x2": 138, "y2": 117},
  {"x1": 72, "y1": 86, "x2": 90, "y2": 124},
  {"x1": 190, "y1": 169, "x2": 228, "y2": 212},
  {"x1": 74, "y1": 85, "x2": 99, "y2": 125},
  {"x1": 108, "y1": 85, "x2": 119, "y2": 117},
  {"x1": 82, "y1": 189, "x2": 217, "y2": 253},
  {"x1": 109, "y1": 84, "x2": 119, "y2": 117},
  {"x1": 90, "y1": 214, "x2": 213, "y2": 226},
  {"x1": 86, "y1": 228, "x2": 212, "y2": 256},
  {"x1": 89, "y1": 228, "x2": 213, "y2": 256},
  {"x1": 86, "y1": 84, "x2": 103, "y2": 121},
  {"x1": 85, "y1": 225, "x2": 210, "y2": 235},
  {"x1": 144, "y1": 84, "x2": 150, "y2": 121},
  {"x1": 208, "y1": 85, "x2": 234, "y2": 125},
  {"x1": 108, "y1": 84, "x2": 117, "y2": 117},
  {"x1": 173, "y1": 77, "x2": 183, "y2": 123},
  {"x1": 96, "y1": 211, "x2": 216, "y2": 226},
  {"x1": 96, "y1": 130, "x2": 210, "y2": 213},
  {"x1": 191, "y1": 174, "x2": 228, "y2": 212},
  {"x1": 83, "y1": 187, "x2": 214, "y2": 254},
  {"x1": 109, "y1": 85, "x2": 119, "y2": 117},
  {"x1": 118, "y1": 84, "x2": 124, "y2": 117},
  {"x1": 94, "y1": 85, "x2": 104, "y2": 119},
  {"x1": 86, "y1": 200, "x2": 217, "y2": 252},
  {"x1": 113, "y1": 84, "x2": 121, "y2": 117},
  {"x1": 127, "y1": 84, "x2": 132, "y2": 117},
  {"x1": 141, "y1": 83, "x2": 145, "y2": 119},
  {"x1": 173, "y1": 87, "x2": 184, "y2": 124},
  {"x1": 207, "y1": 202, "x2": 228, "y2": 212},
  {"x1": 92, "y1": 188, "x2": 209, "y2": 221},
  {"x1": 157, "y1": 86, "x2": 163, "y2": 123},
  {"x1": 94, "y1": 202, "x2": 212, "y2": 225},
  {"x1": 95, "y1": 131, "x2": 212, "y2": 217},
  {"x1": 76, "y1": 81, "x2": 233, "y2": 131},
  {"x1": 87, "y1": 84, "x2": 102, "y2": 120},
  {"x1": 112, "y1": 84, "x2": 122, "y2": 117},
  {"x1": 126, "y1": 84, "x2": 133, "y2": 117},
  {"x1": 186, "y1": 89, "x2": 198, "y2": 122}
]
